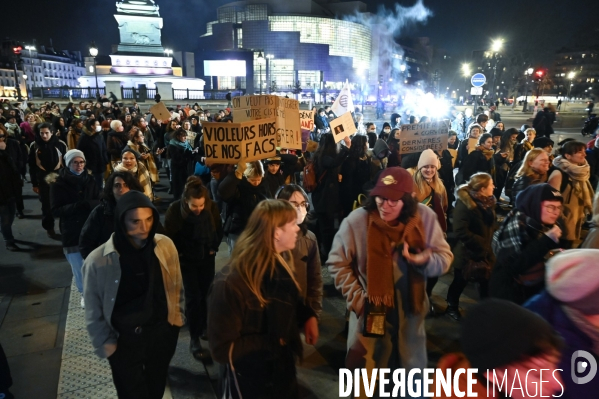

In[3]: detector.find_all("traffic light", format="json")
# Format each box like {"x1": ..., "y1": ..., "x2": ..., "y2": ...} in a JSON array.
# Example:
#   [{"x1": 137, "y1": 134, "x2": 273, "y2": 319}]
[
  {"x1": 12, "y1": 45, "x2": 22, "y2": 55},
  {"x1": 534, "y1": 69, "x2": 545, "y2": 79}
]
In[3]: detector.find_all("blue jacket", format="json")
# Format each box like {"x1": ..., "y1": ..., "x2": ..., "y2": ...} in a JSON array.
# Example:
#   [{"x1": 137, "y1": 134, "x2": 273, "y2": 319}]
[{"x1": 524, "y1": 290, "x2": 599, "y2": 398}]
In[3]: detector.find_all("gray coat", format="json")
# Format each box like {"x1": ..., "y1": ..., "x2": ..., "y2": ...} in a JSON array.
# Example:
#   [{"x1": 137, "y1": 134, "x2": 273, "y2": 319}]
[
  {"x1": 82, "y1": 233, "x2": 185, "y2": 358},
  {"x1": 327, "y1": 205, "x2": 452, "y2": 372},
  {"x1": 292, "y1": 229, "x2": 323, "y2": 318}
]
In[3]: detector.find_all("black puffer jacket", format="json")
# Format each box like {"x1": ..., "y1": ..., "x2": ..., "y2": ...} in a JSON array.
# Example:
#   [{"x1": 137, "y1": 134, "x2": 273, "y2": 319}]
[
  {"x1": 79, "y1": 200, "x2": 116, "y2": 259},
  {"x1": 218, "y1": 172, "x2": 270, "y2": 235},
  {"x1": 49, "y1": 169, "x2": 100, "y2": 248}
]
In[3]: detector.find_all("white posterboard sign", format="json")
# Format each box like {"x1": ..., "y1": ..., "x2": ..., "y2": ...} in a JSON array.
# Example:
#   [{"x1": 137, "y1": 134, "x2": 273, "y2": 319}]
[
  {"x1": 330, "y1": 112, "x2": 357, "y2": 143},
  {"x1": 399, "y1": 120, "x2": 450, "y2": 154}
]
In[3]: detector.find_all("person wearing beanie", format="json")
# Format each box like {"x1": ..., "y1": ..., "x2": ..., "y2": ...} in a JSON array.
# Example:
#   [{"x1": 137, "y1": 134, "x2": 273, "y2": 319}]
[
  {"x1": 532, "y1": 136, "x2": 555, "y2": 154},
  {"x1": 49, "y1": 148, "x2": 100, "y2": 307},
  {"x1": 328, "y1": 167, "x2": 452, "y2": 384},
  {"x1": 82, "y1": 191, "x2": 184, "y2": 398},
  {"x1": 114, "y1": 148, "x2": 154, "y2": 201},
  {"x1": 525, "y1": 249, "x2": 599, "y2": 398},
  {"x1": 490, "y1": 183, "x2": 563, "y2": 304},
  {"x1": 434, "y1": 298, "x2": 564, "y2": 399}
]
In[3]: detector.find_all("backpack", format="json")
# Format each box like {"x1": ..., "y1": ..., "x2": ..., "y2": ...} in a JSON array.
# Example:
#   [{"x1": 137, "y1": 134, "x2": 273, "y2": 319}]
[{"x1": 303, "y1": 161, "x2": 326, "y2": 193}]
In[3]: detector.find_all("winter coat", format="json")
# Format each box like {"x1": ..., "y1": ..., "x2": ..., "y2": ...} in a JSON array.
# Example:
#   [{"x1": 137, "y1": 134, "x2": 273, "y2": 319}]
[
  {"x1": 28, "y1": 137, "x2": 68, "y2": 187},
  {"x1": 218, "y1": 172, "x2": 269, "y2": 235},
  {"x1": 208, "y1": 262, "x2": 315, "y2": 397},
  {"x1": 314, "y1": 115, "x2": 330, "y2": 132},
  {"x1": 452, "y1": 187, "x2": 496, "y2": 270},
  {"x1": 339, "y1": 155, "x2": 376, "y2": 216},
  {"x1": 77, "y1": 127, "x2": 109, "y2": 174},
  {"x1": 327, "y1": 206, "x2": 452, "y2": 372},
  {"x1": 66, "y1": 127, "x2": 81, "y2": 150},
  {"x1": 0, "y1": 141, "x2": 22, "y2": 204},
  {"x1": 106, "y1": 130, "x2": 128, "y2": 163},
  {"x1": 164, "y1": 199, "x2": 223, "y2": 261},
  {"x1": 292, "y1": 228, "x2": 323, "y2": 318},
  {"x1": 49, "y1": 169, "x2": 100, "y2": 248},
  {"x1": 511, "y1": 173, "x2": 549, "y2": 204},
  {"x1": 581, "y1": 222, "x2": 599, "y2": 248},
  {"x1": 168, "y1": 141, "x2": 194, "y2": 175},
  {"x1": 489, "y1": 214, "x2": 559, "y2": 305},
  {"x1": 79, "y1": 200, "x2": 116, "y2": 259},
  {"x1": 525, "y1": 291, "x2": 599, "y2": 399},
  {"x1": 460, "y1": 148, "x2": 495, "y2": 183},
  {"x1": 312, "y1": 147, "x2": 349, "y2": 214}
]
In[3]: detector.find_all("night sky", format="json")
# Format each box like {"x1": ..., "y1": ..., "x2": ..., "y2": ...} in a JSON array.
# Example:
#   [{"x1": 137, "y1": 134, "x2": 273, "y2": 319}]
[{"x1": 4, "y1": 0, "x2": 598, "y2": 65}]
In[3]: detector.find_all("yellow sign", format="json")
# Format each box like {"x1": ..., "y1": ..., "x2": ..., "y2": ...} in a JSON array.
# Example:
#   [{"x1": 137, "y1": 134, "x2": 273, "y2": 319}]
[
  {"x1": 202, "y1": 119, "x2": 277, "y2": 164},
  {"x1": 399, "y1": 120, "x2": 449, "y2": 154},
  {"x1": 329, "y1": 111, "x2": 357, "y2": 143},
  {"x1": 148, "y1": 101, "x2": 171, "y2": 121}
]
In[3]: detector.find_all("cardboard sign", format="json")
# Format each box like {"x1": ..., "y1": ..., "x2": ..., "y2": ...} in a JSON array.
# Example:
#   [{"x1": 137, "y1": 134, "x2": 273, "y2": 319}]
[
  {"x1": 232, "y1": 95, "x2": 302, "y2": 150},
  {"x1": 399, "y1": 120, "x2": 450, "y2": 154},
  {"x1": 202, "y1": 119, "x2": 277, "y2": 164},
  {"x1": 149, "y1": 101, "x2": 171, "y2": 121},
  {"x1": 330, "y1": 112, "x2": 357, "y2": 143},
  {"x1": 468, "y1": 137, "x2": 479, "y2": 154},
  {"x1": 447, "y1": 148, "x2": 458, "y2": 168},
  {"x1": 300, "y1": 110, "x2": 314, "y2": 132}
]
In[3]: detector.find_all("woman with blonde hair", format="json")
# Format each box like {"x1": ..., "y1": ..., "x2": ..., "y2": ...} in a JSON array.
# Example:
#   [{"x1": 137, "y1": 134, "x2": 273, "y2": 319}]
[
  {"x1": 513, "y1": 128, "x2": 536, "y2": 164},
  {"x1": 208, "y1": 199, "x2": 318, "y2": 398},
  {"x1": 511, "y1": 148, "x2": 551, "y2": 201}
]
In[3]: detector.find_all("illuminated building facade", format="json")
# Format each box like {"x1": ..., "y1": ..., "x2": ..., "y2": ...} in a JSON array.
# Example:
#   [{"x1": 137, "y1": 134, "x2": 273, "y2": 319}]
[{"x1": 197, "y1": 0, "x2": 372, "y2": 94}]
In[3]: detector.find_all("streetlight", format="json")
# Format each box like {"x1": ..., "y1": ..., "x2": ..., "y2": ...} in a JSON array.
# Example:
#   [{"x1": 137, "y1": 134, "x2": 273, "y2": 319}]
[
  {"x1": 266, "y1": 54, "x2": 274, "y2": 93},
  {"x1": 257, "y1": 51, "x2": 264, "y2": 95},
  {"x1": 25, "y1": 45, "x2": 35, "y2": 89},
  {"x1": 490, "y1": 38, "x2": 503, "y2": 103},
  {"x1": 522, "y1": 67, "x2": 534, "y2": 112},
  {"x1": 23, "y1": 74, "x2": 28, "y2": 99},
  {"x1": 164, "y1": 48, "x2": 173, "y2": 57},
  {"x1": 89, "y1": 41, "x2": 99, "y2": 99},
  {"x1": 567, "y1": 71, "x2": 576, "y2": 105}
]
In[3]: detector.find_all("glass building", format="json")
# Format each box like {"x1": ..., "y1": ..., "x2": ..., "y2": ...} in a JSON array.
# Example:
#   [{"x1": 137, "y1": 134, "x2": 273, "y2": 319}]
[{"x1": 197, "y1": 1, "x2": 372, "y2": 95}]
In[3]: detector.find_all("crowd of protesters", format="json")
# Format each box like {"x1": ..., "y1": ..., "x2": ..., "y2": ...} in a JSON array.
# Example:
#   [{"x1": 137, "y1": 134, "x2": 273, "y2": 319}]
[{"x1": 1, "y1": 94, "x2": 599, "y2": 399}]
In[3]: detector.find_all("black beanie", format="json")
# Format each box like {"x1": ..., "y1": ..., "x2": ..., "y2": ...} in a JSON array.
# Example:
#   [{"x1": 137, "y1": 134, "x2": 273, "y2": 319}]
[
  {"x1": 461, "y1": 299, "x2": 559, "y2": 370},
  {"x1": 532, "y1": 137, "x2": 554, "y2": 149},
  {"x1": 515, "y1": 183, "x2": 562, "y2": 224}
]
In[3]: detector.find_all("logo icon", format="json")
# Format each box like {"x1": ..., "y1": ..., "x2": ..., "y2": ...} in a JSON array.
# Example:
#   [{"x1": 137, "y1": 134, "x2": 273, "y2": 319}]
[
  {"x1": 381, "y1": 176, "x2": 397, "y2": 185},
  {"x1": 571, "y1": 350, "x2": 597, "y2": 384}
]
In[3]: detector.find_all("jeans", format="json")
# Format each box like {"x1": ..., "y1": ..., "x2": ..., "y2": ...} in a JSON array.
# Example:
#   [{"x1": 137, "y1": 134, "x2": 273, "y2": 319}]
[
  {"x1": 0, "y1": 198, "x2": 16, "y2": 243},
  {"x1": 64, "y1": 251, "x2": 84, "y2": 293},
  {"x1": 226, "y1": 234, "x2": 239, "y2": 256}
]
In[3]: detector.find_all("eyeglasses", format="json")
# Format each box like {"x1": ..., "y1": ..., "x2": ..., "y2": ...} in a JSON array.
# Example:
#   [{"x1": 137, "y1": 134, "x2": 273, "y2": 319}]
[
  {"x1": 290, "y1": 201, "x2": 308, "y2": 209},
  {"x1": 543, "y1": 204, "x2": 563, "y2": 213},
  {"x1": 71, "y1": 161, "x2": 86, "y2": 166},
  {"x1": 375, "y1": 196, "x2": 400, "y2": 207}
]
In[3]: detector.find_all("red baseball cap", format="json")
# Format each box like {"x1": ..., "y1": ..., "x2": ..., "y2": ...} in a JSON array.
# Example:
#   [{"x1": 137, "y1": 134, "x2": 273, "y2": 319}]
[{"x1": 370, "y1": 167, "x2": 414, "y2": 201}]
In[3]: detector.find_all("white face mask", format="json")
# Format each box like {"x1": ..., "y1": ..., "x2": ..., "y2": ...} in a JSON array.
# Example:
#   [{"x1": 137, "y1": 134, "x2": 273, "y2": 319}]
[
  {"x1": 95, "y1": 125, "x2": 102, "y2": 132},
  {"x1": 296, "y1": 206, "x2": 307, "y2": 225}
]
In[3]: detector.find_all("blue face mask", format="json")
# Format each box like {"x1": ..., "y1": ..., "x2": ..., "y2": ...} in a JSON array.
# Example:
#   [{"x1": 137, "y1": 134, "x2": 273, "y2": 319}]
[{"x1": 69, "y1": 167, "x2": 84, "y2": 176}]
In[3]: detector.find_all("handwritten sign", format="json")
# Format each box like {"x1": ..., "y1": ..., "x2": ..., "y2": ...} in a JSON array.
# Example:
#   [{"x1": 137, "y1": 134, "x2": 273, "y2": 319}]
[
  {"x1": 467, "y1": 137, "x2": 479, "y2": 154},
  {"x1": 202, "y1": 119, "x2": 277, "y2": 164},
  {"x1": 232, "y1": 95, "x2": 302, "y2": 150},
  {"x1": 300, "y1": 110, "x2": 314, "y2": 132},
  {"x1": 149, "y1": 101, "x2": 171, "y2": 121},
  {"x1": 330, "y1": 111, "x2": 357, "y2": 143},
  {"x1": 399, "y1": 120, "x2": 449, "y2": 154}
]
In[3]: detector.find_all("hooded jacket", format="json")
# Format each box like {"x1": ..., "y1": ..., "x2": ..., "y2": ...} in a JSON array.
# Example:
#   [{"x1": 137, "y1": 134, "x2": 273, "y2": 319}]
[
  {"x1": 82, "y1": 191, "x2": 185, "y2": 358},
  {"x1": 28, "y1": 134, "x2": 68, "y2": 187},
  {"x1": 218, "y1": 172, "x2": 270, "y2": 235}
]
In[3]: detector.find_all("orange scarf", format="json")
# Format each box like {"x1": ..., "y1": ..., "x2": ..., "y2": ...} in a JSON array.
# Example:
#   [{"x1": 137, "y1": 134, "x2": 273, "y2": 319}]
[{"x1": 366, "y1": 210, "x2": 427, "y2": 314}]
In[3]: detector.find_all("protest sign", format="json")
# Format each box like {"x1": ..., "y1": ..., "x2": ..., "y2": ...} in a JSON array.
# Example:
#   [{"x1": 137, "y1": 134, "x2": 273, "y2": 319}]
[
  {"x1": 202, "y1": 119, "x2": 277, "y2": 164},
  {"x1": 300, "y1": 110, "x2": 314, "y2": 132},
  {"x1": 399, "y1": 120, "x2": 450, "y2": 154},
  {"x1": 330, "y1": 111, "x2": 357, "y2": 143},
  {"x1": 467, "y1": 138, "x2": 479, "y2": 154},
  {"x1": 447, "y1": 148, "x2": 458, "y2": 167},
  {"x1": 232, "y1": 95, "x2": 302, "y2": 150},
  {"x1": 149, "y1": 101, "x2": 171, "y2": 121}
]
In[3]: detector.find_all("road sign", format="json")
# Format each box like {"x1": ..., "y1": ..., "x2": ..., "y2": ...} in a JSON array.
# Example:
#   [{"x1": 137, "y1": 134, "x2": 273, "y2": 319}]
[
  {"x1": 471, "y1": 73, "x2": 486, "y2": 87},
  {"x1": 470, "y1": 87, "x2": 483, "y2": 95}
]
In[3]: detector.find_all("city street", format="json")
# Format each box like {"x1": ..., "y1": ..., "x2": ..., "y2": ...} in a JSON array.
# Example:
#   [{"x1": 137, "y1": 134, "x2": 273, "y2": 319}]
[{"x1": 0, "y1": 103, "x2": 588, "y2": 397}]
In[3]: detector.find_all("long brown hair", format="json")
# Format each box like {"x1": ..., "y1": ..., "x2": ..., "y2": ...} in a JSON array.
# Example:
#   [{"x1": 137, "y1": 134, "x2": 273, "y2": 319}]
[{"x1": 230, "y1": 199, "x2": 299, "y2": 306}]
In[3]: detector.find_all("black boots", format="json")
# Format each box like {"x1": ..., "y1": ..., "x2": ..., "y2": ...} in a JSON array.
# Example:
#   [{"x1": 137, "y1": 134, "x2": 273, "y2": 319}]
[
  {"x1": 190, "y1": 337, "x2": 212, "y2": 363},
  {"x1": 445, "y1": 304, "x2": 462, "y2": 321}
]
